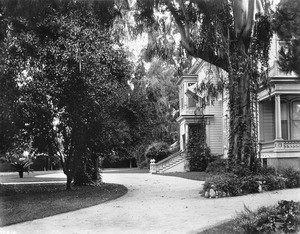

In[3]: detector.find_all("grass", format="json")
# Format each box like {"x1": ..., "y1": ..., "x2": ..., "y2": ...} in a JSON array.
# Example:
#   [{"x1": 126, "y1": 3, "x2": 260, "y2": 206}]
[
  {"x1": 0, "y1": 183, "x2": 127, "y2": 226},
  {"x1": 198, "y1": 220, "x2": 241, "y2": 234},
  {"x1": 156, "y1": 171, "x2": 209, "y2": 181}
]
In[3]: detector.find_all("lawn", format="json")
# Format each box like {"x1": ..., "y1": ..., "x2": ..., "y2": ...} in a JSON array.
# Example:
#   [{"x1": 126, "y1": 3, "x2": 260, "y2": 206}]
[
  {"x1": 0, "y1": 169, "x2": 151, "y2": 226},
  {"x1": 0, "y1": 182, "x2": 127, "y2": 226},
  {"x1": 156, "y1": 171, "x2": 209, "y2": 181},
  {"x1": 198, "y1": 220, "x2": 241, "y2": 234}
]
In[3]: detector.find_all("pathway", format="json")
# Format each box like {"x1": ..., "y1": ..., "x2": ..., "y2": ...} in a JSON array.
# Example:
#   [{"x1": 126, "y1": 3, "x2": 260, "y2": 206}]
[{"x1": 1, "y1": 172, "x2": 300, "y2": 234}]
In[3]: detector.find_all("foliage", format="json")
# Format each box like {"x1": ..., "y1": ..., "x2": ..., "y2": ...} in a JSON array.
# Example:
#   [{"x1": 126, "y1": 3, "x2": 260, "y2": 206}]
[
  {"x1": 257, "y1": 165, "x2": 277, "y2": 176},
  {"x1": 272, "y1": 0, "x2": 300, "y2": 77},
  {"x1": 280, "y1": 167, "x2": 300, "y2": 189},
  {"x1": 205, "y1": 158, "x2": 228, "y2": 174},
  {"x1": 128, "y1": 0, "x2": 274, "y2": 171},
  {"x1": 187, "y1": 122, "x2": 211, "y2": 172},
  {"x1": 122, "y1": 58, "x2": 179, "y2": 165},
  {"x1": 0, "y1": 1, "x2": 133, "y2": 188},
  {"x1": 202, "y1": 163, "x2": 300, "y2": 197},
  {"x1": 145, "y1": 142, "x2": 171, "y2": 162},
  {"x1": 4, "y1": 134, "x2": 35, "y2": 177},
  {"x1": 202, "y1": 173, "x2": 242, "y2": 196},
  {"x1": 235, "y1": 200, "x2": 300, "y2": 234}
]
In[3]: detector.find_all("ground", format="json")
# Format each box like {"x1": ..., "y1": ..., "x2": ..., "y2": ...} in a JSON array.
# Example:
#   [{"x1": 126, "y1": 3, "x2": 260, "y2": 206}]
[{"x1": 1, "y1": 169, "x2": 300, "y2": 233}]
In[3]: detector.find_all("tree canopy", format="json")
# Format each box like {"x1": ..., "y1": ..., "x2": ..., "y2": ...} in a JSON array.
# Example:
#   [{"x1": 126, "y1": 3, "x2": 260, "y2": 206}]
[
  {"x1": 273, "y1": 0, "x2": 300, "y2": 76},
  {"x1": 0, "y1": 0, "x2": 133, "y2": 188},
  {"x1": 127, "y1": 0, "x2": 272, "y2": 169}
]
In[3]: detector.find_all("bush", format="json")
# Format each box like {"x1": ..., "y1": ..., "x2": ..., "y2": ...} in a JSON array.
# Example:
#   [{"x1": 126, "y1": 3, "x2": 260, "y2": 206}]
[
  {"x1": 139, "y1": 160, "x2": 149, "y2": 169},
  {"x1": 206, "y1": 158, "x2": 228, "y2": 174},
  {"x1": 259, "y1": 174, "x2": 286, "y2": 191},
  {"x1": 145, "y1": 142, "x2": 171, "y2": 162},
  {"x1": 202, "y1": 173, "x2": 242, "y2": 196},
  {"x1": 187, "y1": 123, "x2": 212, "y2": 172},
  {"x1": 235, "y1": 200, "x2": 300, "y2": 234},
  {"x1": 230, "y1": 163, "x2": 252, "y2": 177},
  {"x1": 280, "y1": 167, "x2": 300, "y2": 188},
  {"x1": 241, "y1": 176, "x2": 260, "y2": 194},
  {"x1": 189, "y1": 145, "x2": 211, "y2": 172},
  {"x1": 257, "y1": 165, "x2": 277, "y2": 176}
]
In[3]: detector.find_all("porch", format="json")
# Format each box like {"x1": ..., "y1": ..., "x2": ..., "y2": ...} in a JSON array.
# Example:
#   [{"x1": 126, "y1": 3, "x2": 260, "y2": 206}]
[{"x1": 258, "y1": 80, "x2": 300, "y2": 169}]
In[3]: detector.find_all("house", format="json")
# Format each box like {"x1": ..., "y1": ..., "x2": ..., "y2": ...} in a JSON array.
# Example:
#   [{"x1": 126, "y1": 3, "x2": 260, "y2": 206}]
[
  {"x1": 149, "y1": 36, "x2": 300, "y2": 174},
  {"x1": 176, "y1": 61, "x2": 228, "y2": 156},
  {"x1": 258, "y1": 39, "x2": 300, "y2": 170},
  {"x1": 150, "y1": 60, "x2": 229, "y2": 173}
]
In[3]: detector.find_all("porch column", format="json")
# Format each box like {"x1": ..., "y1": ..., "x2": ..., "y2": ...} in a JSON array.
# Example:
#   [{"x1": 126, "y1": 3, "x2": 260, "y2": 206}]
[
  {"x1": 275, "y1": 94, "x2": 282, "y2": 140},
  {"x1": 185, "y1": 124, "x2": 189, "y2": 144}
]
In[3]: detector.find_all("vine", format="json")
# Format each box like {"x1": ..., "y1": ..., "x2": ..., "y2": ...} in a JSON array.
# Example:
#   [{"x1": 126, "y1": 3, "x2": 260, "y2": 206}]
[{"x1": 192, "y1": 11, "x2": 272, "y2": 171}]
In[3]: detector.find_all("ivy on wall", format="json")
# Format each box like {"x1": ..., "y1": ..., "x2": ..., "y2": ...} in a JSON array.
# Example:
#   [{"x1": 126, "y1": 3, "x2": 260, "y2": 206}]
[{"x1": 187, "y1": 121, "x2": 211, "y2": 171}]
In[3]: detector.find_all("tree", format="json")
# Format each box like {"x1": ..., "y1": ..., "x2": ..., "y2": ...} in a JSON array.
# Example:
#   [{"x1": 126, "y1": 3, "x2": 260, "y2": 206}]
[
  {"x1": 121, "y1": 58, "x2": 180, "y2": 167},
  {"x1": 1, "y1": 0, "x2": 132, "y2": 189},
  {"x1": 272, "y1": 0, "x2": 300, "y2": 77},
  {"x1": 125, "y1": 0, "x2": 273, "y2": 170}
]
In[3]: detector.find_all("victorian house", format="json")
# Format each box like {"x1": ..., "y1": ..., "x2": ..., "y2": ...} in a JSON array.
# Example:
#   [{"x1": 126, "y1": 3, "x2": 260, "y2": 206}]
[
  {"x1": 150, "y1": 36, "x2": 300, "y2": 173},
  {"x1": 258, "y1": 40, "x2": 300, "y2": 169}
]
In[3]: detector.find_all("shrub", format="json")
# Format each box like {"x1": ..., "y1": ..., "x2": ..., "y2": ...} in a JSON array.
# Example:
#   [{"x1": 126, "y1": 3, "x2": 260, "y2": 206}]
[
  {"x1": 241, "y1": 176, "x2": 260, "y2": 194},
  {"x1": 206, "y1": 158, "x2": 228, "y2": 174},
  {"x1": 280, "y1": 167, "x2": 300, "y2": 188},
  {"x1": 145, "y1": 142, "x2": 171, "y2": 162},
  {"x1": 187, "y1": 123, "x2": 212, "y2": 172},
  {"x1": 230, "y1": 163, "x2": 252, "y2": 177},
  {"x1": 259, "y1": 174, "x2": 286, "y2": 191},
  {"x1": 257, "y1": 165, "x2": 277, "y2": 176},
  {"x1": 139, "y1": 160, "x2": 149, "y2": 169},
  {"x1": 202, "y1": 173, "x2": 242, "y2": 196},
  {"x1": 189, "y1": 145, "x2": 211, "y2": 172},
  {"x1": 235, "y1": 200, "x2": 300, "y2": 234}
]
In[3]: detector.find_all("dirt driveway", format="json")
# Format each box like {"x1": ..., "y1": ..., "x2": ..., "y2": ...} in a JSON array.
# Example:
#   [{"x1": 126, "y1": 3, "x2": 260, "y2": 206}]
[{"x1": 1, "y1": 171, "x2": 300, "y2": 234}]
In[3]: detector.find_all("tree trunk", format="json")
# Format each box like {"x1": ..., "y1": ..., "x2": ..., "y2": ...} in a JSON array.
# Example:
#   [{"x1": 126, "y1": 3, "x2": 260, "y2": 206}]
[
  {"x1": 66, "y1": 174, "x2": 73, "y2": 190},
  {"x1": 228, "y1": 50, "x2": 257, "y2": 170},
  {"x1": 18, "y1": 171, "x2": 23, "y2": 178}
]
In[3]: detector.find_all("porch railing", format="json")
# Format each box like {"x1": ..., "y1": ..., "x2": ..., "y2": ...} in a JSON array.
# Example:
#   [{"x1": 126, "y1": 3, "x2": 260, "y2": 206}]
[
  {"x1": 149, "y1": 151, "x2": 186, "y2": 174},
  {"x1": 260, "y1": 140, "x2": 300, "y2": 152},
  {"x1": 275, "y1": 140, "x2": 300, "y2": 151}
]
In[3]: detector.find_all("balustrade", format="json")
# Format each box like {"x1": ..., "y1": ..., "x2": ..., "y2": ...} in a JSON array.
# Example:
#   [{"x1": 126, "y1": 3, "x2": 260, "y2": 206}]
[{"x1": 149, "y1": 151, "x2": 186, "y2": 174}]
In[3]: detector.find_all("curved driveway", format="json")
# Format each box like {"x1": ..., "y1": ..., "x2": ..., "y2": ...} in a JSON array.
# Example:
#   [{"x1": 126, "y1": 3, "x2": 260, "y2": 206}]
[{"x1": 1, "y1": 172, "x2": 300, "y2": 234}]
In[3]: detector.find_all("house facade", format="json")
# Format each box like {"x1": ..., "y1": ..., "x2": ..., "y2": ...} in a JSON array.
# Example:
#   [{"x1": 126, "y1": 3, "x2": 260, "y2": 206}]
[
  {"x1": 149, "y1": 61, "x2": 229, "y2": 174},
  {"x1": 176, "y1": 61, "x2": 228, "y2": 157},
  {"x1": 150, "y1": 37, "x2": 299, "y2": 174},
  {"x1": 258, "y1": 36, "x2": 300, "y2": 170}
]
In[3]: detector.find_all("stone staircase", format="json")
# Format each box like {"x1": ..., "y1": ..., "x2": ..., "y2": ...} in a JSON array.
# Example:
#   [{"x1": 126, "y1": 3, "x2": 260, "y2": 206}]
[{"x1": 150, "y1": 151, "x2": 187, "y2": 174}]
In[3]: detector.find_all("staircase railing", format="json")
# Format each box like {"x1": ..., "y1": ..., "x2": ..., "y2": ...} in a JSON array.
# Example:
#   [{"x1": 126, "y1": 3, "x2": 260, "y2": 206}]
[{"x1": 150, "y1": 151, "x2": 186, "y2": 174}]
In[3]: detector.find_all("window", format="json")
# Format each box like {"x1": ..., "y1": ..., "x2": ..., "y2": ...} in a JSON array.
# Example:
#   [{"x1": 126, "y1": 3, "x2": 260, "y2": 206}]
[
  {"x1": 292, "y1": 101, "x2": 300, "y2": 140},
  {"x1": 187, "y1": 83, "x2": 197, "y2": 107},
  {"x1": 281, "y1": 102, "x2": 288, "y2": 140}
]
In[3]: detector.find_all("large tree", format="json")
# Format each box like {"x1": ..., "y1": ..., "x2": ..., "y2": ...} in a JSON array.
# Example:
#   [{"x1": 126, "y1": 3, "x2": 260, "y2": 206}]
[
  {"x1": 123, "y1": 0, "x2": 273, "y2": 170},
  {"x1": 0, "y1": 0, "x2": 132, "y2": 189}
]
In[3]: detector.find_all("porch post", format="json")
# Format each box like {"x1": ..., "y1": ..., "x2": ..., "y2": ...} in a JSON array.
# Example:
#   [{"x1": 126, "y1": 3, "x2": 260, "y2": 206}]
[
  {"x1": 185, "y1": 123, "x2": 189, "y2": 145},
  {"x1": 275, "y1": 94, "x2": 282, "y2": 140}
]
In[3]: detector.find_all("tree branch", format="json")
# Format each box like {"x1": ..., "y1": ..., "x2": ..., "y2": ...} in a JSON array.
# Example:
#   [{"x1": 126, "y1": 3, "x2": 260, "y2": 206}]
[{"x1": 165, "y1": 0, "x2": 229, "y2": 72}]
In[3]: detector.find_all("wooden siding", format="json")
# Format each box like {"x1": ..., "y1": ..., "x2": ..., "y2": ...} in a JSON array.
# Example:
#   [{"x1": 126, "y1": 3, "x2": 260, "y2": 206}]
[
  {"x1": 206, "y1": 100, "x2": 224, "y2": 154},
  {"x1": 261, "y1": 101, "x2": 275, "y2": 141}
]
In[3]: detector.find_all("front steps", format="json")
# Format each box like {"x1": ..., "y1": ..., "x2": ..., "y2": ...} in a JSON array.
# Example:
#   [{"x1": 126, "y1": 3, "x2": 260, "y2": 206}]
[{"x1": 149, "y1": 151, "x2": 187, "y2": 173}]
